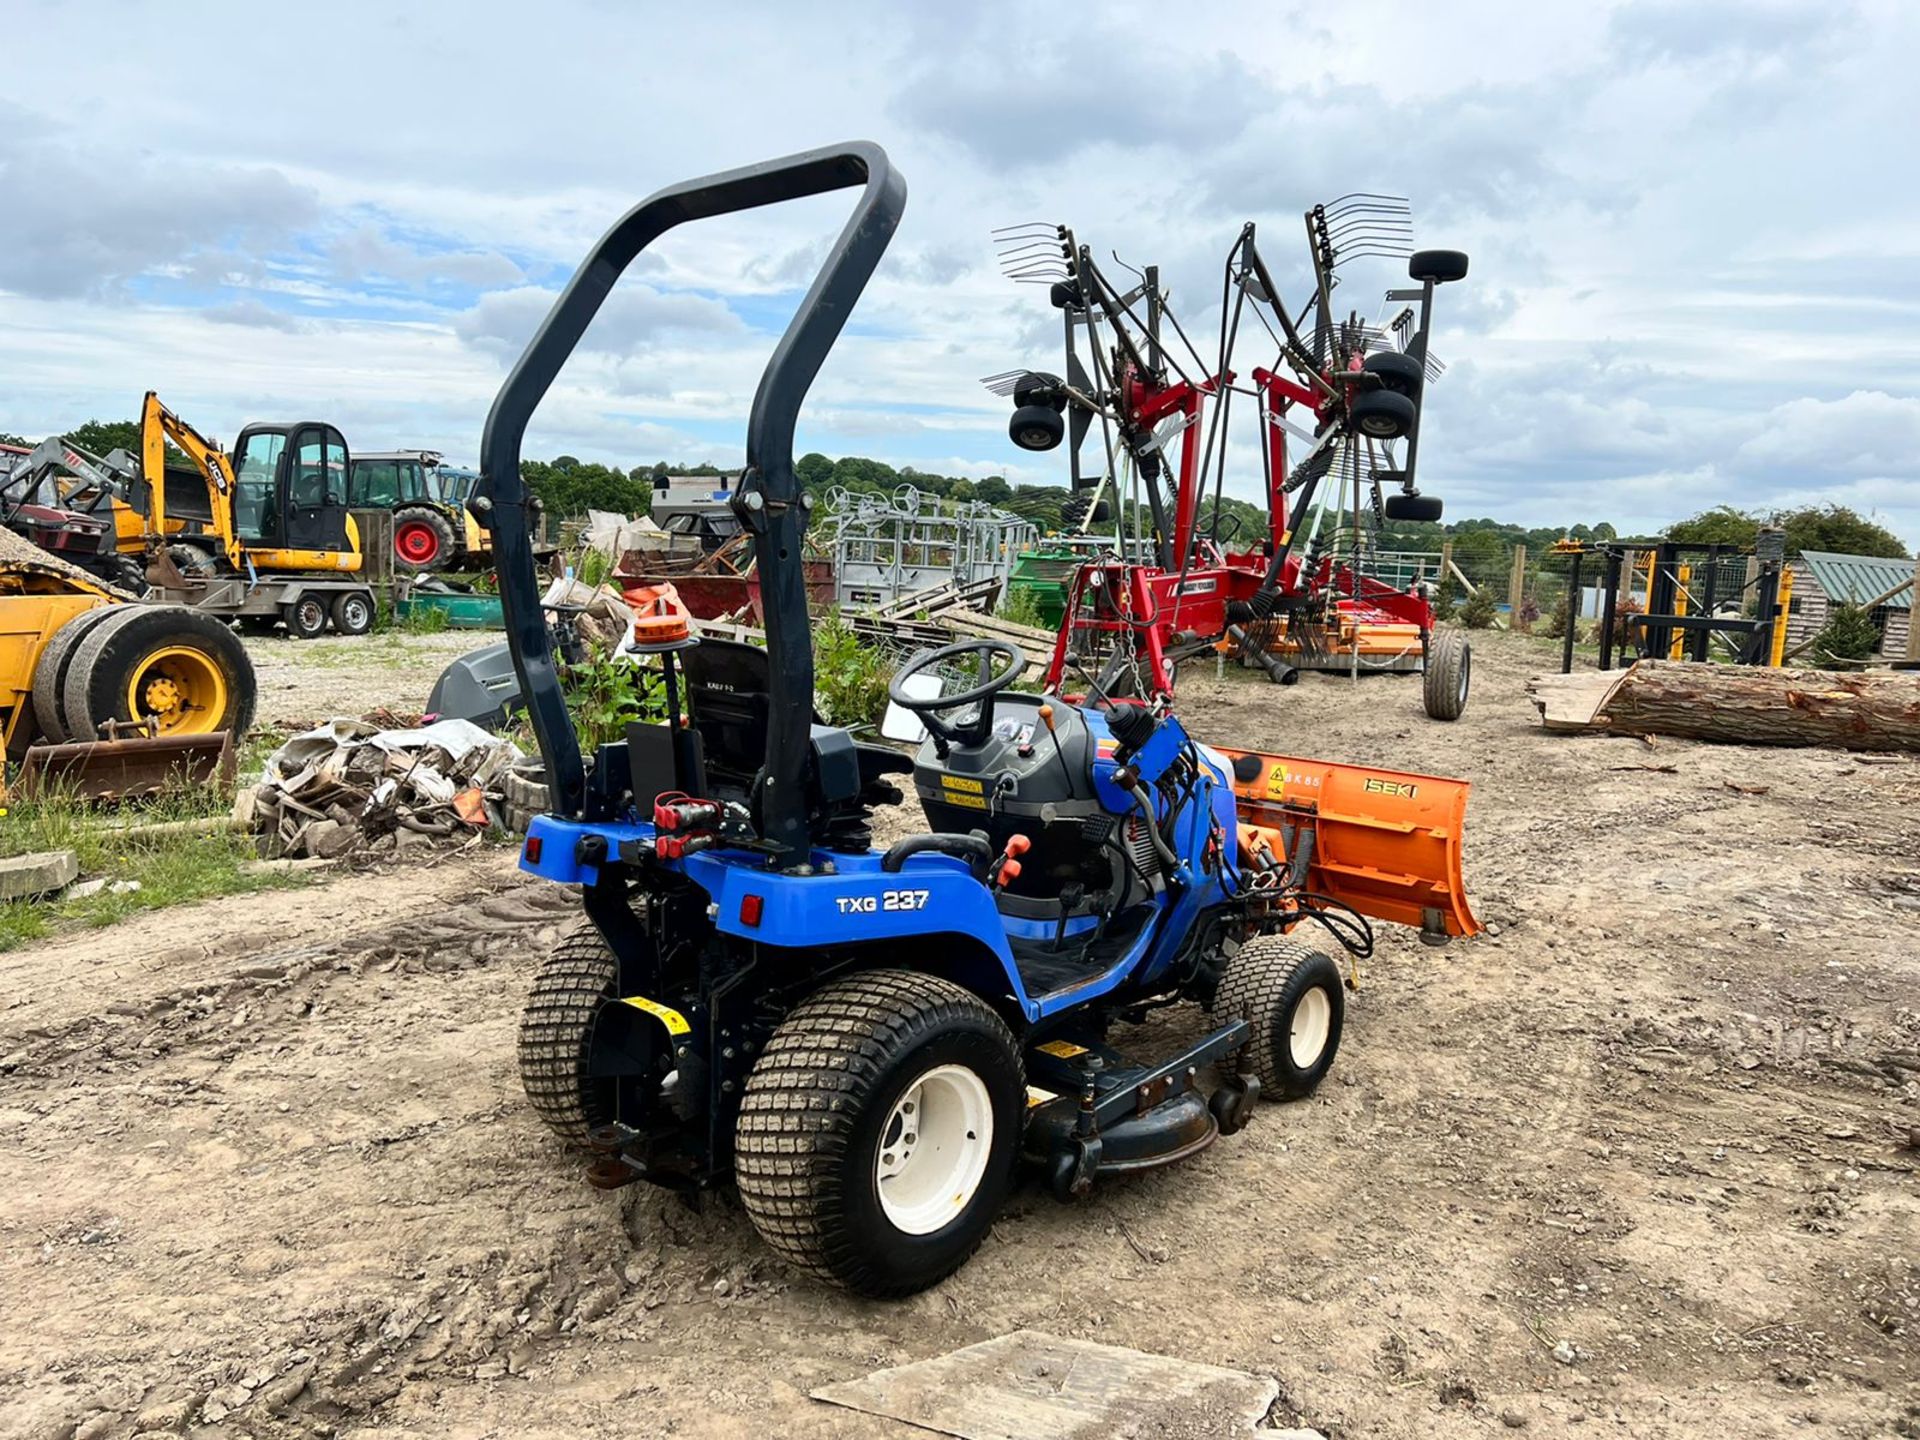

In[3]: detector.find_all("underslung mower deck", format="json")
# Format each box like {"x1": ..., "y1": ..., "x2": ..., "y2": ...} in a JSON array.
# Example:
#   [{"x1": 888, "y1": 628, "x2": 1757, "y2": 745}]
[{"x1": 480, "y1": 143, "x2": 1478, "y2": 1297}]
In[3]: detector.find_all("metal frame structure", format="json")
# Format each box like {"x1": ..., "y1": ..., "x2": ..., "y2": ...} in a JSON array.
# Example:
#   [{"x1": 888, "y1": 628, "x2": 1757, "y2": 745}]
[{"x1": 817, "y1": 485, "x2": 1037, "y2": 609}]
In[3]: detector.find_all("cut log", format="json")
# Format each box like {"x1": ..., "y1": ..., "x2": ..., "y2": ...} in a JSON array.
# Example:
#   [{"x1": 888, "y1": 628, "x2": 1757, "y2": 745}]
[{"x1": 1528, "y1": 660, "x2": 1920, "y2": 752}]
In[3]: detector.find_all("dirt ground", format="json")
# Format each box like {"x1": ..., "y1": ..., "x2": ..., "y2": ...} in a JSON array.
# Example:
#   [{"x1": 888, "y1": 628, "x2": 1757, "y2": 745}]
[{"x1": 4, "y1": 630, "x2": 1916, "y2": 1439}]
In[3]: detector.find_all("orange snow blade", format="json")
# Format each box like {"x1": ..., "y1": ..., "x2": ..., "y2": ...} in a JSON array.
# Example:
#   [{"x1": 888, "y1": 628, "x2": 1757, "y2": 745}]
[{"x1": 1220, "y1": 748, "x2": 1480, "y2": 941}]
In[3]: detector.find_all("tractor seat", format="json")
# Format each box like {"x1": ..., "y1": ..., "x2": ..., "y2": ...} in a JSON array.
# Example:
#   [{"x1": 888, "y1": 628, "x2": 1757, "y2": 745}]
[{"x1": 679, "y1": 637, "x2": 910, "y2": 845}]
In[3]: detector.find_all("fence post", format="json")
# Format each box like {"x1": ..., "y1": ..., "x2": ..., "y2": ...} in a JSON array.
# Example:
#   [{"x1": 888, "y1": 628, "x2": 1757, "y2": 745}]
[
  {"x1": 1508, "y1": 545, "x2": 1529, "y2": 632},
  {"x1": 1909, "y1": 552, "x2": 1920, "y2": 662}
]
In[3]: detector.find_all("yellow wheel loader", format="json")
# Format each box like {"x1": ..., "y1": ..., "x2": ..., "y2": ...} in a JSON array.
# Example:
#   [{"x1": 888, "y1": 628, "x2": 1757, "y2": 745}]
[
  {"x1": 1, "y1": 533, "x2": 256, "y2": 800},
  {"x1": 137, "y1": 393, "x2": 378, "y2": 638}
]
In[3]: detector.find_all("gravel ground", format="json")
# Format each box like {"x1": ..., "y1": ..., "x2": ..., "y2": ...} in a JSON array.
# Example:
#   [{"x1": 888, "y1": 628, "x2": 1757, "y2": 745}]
[{"x1": 4, "y1": 630, "x2": 1916, "y2": 1438}]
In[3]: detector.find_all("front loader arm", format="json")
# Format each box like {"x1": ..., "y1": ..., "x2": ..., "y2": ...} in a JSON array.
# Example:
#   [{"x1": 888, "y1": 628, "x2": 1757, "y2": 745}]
[{"x1": 141, "y1": 391, "x2": 240, "y2": 567}]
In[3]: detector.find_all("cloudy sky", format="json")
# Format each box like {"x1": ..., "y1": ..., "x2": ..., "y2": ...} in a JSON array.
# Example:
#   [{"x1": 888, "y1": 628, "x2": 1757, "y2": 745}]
[{"x1": 2, "y1": 0, "x2": 1915, "y2": 544}]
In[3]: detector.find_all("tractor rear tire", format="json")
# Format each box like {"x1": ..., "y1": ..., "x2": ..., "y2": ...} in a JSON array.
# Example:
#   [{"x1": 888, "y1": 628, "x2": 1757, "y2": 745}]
[
  {"x1": 518, "y1": 923, "x2": 620, "y2": 1144},
  {"x1": 30, "y1": 603, "x2": 121, "y2": 744},
  {"x1": 166, "y1": 543, "x2": 220, "y2": 579},
  {"x1": 735, "y1": 970, "x2": 1023, "y2": 1298},
  {"x1": 1214, "y1": 937, "x2": 1345, "y2": 1100},
  {"x1": 111, "y1": 554, "x2": 150, "y2": 595},
  {"x1": 1422, "y1": 630, "x2": 1470, "y2": 721},
  {"x1": 282, "y1": 595, "x2": 329, "y2": 640},
  {"x1": 393, "y1": 507, "x2": 457, "y2": 571},
  {"x1": 329, "y1": 589, "x2": 375, "y2": 636},
  {"x1": 59, "y1": 604, "x2": 255, "y2": 741}
]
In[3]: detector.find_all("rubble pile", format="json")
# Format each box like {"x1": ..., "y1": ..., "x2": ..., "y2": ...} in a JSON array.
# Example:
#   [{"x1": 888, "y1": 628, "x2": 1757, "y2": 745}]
[{"x1": 237, "y1": 718, "x2": 525, "y2": 859}]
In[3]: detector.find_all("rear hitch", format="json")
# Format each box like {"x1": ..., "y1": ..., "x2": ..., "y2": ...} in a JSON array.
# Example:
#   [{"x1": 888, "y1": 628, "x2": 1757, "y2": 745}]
[{"x1": 581, "y1": 1121, "x2": 650, "y2": 1188}]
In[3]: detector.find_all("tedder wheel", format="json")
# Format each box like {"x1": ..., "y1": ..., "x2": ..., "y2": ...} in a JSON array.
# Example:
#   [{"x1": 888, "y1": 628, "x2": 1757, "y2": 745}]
[
  {"x1": 518, "y1": 922, "x2": 620, "y2": 1143},
  {"x1": 735, "y1": 969, "x2": 1024, "y2": 1297},
  {"x1": 59, "y1": 604, "x2": 254, "y2": 741},
  {"x1": 1214, "y1": 937, "x2": 1345, "y2": 1100},
  {"x1": 30, "y1": 603, "x2": 122, "y2": 744},
  {"x1": 1422, "y1": 630, "x2": 1470, "y2": 721},
  {"x1": 393, "y1": 506, "x2": 457, "y2": 571},
  {"x1": 1348, "y1": 389, "x2": 1416, "y2": 440},
  {"x1": 1360, "y1": 349, "x2": 1424, "y2": 398},
  {"x1": 282, "y1": 595, "x2": 329, "y2": 640},
  {"x1": 329, "y1": 590, "x2": 375, "y2": 636}
]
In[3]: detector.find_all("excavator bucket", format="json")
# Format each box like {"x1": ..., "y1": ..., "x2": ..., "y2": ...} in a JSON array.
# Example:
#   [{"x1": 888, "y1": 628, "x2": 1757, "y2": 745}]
[
  {"x1": 14, "y1": 729, "x2": 236, "y2": 803},
  {"x1": 1220, "y1": 747, "x2": 1479, "y2": 942}
]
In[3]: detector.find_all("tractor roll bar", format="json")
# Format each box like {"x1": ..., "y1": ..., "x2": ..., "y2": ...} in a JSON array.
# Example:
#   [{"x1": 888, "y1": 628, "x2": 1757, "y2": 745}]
[{"x1": 474, "y1": 143, "x2": 906, "y2": 865}]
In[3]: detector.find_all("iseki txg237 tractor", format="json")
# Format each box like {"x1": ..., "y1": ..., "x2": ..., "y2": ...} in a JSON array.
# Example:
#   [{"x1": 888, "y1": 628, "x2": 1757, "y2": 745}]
[{"x1": 479, "y1": 143, "x2": 1479, "y2": 1297}]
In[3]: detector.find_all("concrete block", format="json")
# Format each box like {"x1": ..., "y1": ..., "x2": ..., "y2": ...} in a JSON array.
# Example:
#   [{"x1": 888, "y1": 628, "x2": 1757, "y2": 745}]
[{"x1": 0, "y1": 849, "x2": 81, "y2": 901}]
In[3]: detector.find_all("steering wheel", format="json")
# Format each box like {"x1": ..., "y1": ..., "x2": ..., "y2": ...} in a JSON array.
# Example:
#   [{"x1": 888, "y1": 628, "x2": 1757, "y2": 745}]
[{"x1": 888, "y1": 639, "x2": 1028, "y2": 750}]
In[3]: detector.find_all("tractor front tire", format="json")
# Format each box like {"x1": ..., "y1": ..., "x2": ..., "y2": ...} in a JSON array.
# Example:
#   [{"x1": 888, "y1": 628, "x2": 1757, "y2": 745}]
[
  {"x1": 1422, "y1": 630, "x2": 1470, "y2": 721},
  {"x1": 394, "y1": 507, "x2": 457, "y2": 571},
  {"x1": 735, "y1": 970, "x2": 1023, "y2": 1298},
  {"x1": 518, "y1": 923, "x2": 620, "y2": 1144},
  {"x1": 1215, "y1": 938, "x2": 1345, "y2": 1100}
]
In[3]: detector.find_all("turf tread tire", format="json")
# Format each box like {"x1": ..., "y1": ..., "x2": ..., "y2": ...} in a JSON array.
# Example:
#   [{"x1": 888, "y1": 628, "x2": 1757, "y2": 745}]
[
  {"x1": 517, "y1": 923, "x2": 620, "y2": 1144},
  {"x1": 1215, "y1": 937, "x2": 1344, "y2": 1099},
  {"x1": 735, "y1": 969, "x2": 1022, "y2": 1298},
  {"x1": 1423, "y1": 630, "x2": 1470, "y2": 721}
]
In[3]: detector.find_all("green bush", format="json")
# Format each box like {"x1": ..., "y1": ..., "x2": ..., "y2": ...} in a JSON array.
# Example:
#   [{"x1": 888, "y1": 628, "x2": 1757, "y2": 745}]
[
  {"x1": 997, "y1": 584, "x2": 1047, "y2": 631},
  {"x1": 1810, "y1": 603, "x2": 1882, "y2": 664},
  {"x1": 813, "y1": 608, "x2": 891, "y2": 730},
  {"x1": 1459, "y1": 588, "x2": 1498, "y2": 629}
]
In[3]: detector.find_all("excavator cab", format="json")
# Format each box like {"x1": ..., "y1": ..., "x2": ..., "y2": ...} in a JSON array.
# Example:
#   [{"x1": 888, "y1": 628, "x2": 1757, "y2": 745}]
[{"x1": 231, "y1": 422, "x2": 352, "y2": 556}]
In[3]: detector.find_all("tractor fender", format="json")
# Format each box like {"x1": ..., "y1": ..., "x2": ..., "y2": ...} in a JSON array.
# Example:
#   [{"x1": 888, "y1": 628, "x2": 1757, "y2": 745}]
[{"x1": 519, "y1": 815, "x2": 1029, "y2": 998}]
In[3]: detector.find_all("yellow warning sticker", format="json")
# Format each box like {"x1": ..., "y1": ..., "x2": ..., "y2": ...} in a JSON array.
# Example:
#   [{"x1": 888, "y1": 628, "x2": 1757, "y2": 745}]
[
  {"x1": 620, "y1": 995, "x2": 691, "y2": 1036},
  {"x1": 1025, "y1": 1085, "x2": 1061, "y2": 1108},
  {"x1": 939, "y1": 790, "x2": 988, "y2": 810},
  {"x1": 1037, "y1": 1040, "x2": 1089, "y2": 1059},
  {"x1": 939, "y1": 775, "x2": 985, "y2": 795},
  {"x1": 1265, "y1": 763, "x2": 1288, "y2": 797}
]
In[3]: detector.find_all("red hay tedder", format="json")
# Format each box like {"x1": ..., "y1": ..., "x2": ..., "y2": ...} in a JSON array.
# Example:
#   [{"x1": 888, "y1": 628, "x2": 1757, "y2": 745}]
[{"x1": 987, "y1": 196, "x2": 1472, "y2": 720}]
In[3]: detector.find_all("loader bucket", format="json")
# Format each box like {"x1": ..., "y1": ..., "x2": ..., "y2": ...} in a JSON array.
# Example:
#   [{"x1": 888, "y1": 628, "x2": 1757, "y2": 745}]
[
  {"x1": 1219, "y1": 747, "x2": 1480, "y2": 941},
  {"x1": 14, "y1": 730, "x2": 236, "y2": 803}
]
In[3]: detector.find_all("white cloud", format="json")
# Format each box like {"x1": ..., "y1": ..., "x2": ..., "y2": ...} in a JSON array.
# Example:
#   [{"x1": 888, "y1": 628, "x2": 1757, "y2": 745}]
[{"x1": 0, "y1": 0, "x2": 1912, "y2": 546}]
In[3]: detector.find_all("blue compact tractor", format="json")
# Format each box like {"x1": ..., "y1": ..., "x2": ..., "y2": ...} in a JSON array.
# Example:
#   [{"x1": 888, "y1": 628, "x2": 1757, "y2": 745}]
[{"x1": 475, "y1": 143, "x2": 1478, "y2": 1296}]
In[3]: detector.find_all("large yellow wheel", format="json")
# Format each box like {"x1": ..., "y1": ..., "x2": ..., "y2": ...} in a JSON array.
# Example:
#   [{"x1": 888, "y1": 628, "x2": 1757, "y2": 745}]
[
  {"x1": 60, "y1": 606, "x2": 255, "y2": 741},
  {"x1": 126, "y1": 645, "x2": 230, "y2": 736}
]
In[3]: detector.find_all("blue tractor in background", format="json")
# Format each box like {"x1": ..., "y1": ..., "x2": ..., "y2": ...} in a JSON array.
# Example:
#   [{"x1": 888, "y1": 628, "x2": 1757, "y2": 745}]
[{"x1": 475, "y1": 143, "x2": 1479, "y2": 1297}]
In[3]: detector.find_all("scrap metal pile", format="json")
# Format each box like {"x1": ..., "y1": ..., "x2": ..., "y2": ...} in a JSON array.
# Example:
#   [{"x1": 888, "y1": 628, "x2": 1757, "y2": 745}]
[
  {"x1": 987, "y1": 196, "x2": 1472, "y2": 717},
  {"x1": 237, "y1": 718, "x2": 524, "y2": 859}
]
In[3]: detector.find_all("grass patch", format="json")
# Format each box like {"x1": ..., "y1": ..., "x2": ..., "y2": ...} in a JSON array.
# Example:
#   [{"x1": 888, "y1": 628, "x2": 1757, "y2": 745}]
[{"x1": 0, "y1": 781, "x2": 299, "y2": 953}]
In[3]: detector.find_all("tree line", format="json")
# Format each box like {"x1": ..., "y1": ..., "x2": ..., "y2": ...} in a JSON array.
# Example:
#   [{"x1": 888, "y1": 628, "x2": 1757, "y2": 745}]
[{"x1": 7, "y1": 421, "x2": 1908, "y2": 560}]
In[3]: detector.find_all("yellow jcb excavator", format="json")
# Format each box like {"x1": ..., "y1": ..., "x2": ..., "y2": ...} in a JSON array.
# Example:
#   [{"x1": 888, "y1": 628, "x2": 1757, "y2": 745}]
[{"x1": 139, "y1": 392, "x2": 378, "y2": 638}]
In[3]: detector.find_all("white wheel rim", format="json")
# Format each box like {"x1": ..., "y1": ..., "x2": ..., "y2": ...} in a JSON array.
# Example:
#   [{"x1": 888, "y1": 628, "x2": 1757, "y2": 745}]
[
  {"x1": 874, "y1": 1063, "x2": 993, "y2": 1236},
  {"x1": 1289, "y1": 987, "x2": 1332, "y2": 1069}
]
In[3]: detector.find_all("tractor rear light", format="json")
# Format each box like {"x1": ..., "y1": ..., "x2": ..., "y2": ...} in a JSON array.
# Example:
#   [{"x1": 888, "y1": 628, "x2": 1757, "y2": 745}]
[
  {"x1": 523, "y1": 835, "x2": 543, "y2": 864},
  {"x1": 740, "y1": 894, "x2": 764, "y2": 927}
]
